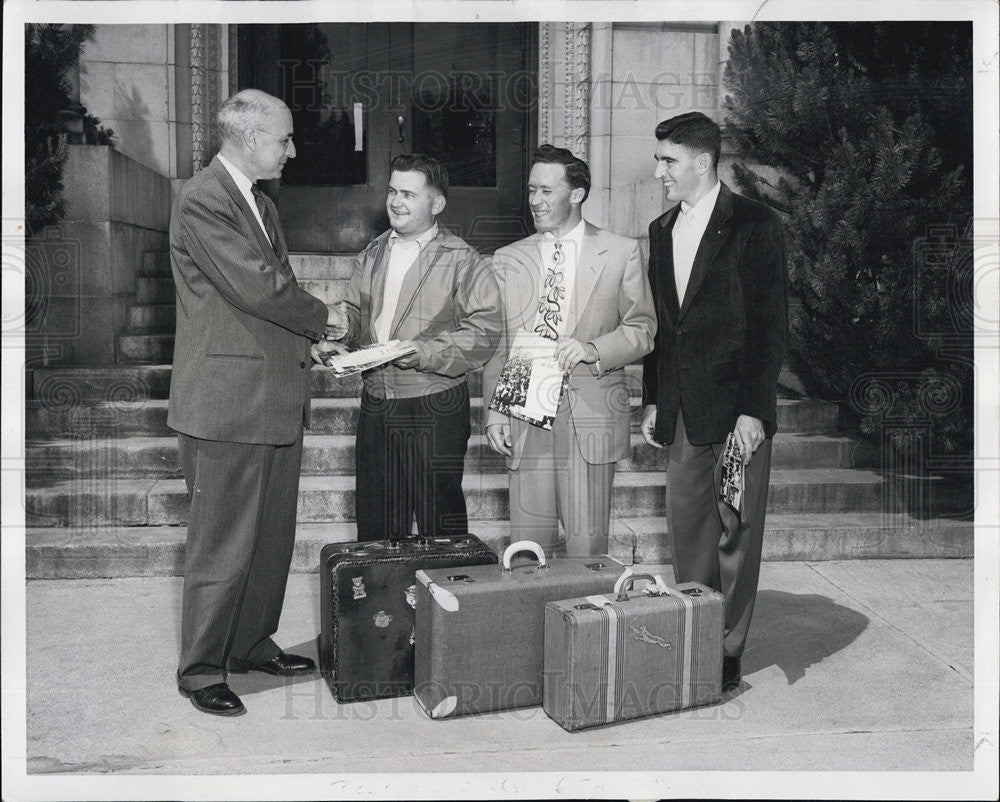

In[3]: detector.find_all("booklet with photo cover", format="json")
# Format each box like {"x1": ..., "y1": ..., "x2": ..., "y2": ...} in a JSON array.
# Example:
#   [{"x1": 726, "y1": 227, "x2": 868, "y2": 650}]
[
  {"x1": 489, "y1": 329, "x2": 571, "y2": 430},
  {"x1": 716, "y1": 432, "x2": 745, "y2": 518}
]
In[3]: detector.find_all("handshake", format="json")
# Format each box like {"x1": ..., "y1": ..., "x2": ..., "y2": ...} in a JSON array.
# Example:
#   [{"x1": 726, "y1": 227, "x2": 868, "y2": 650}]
[
  {"x1": 310, "y1": 302, "x2": 420, "y2": 370},
  {"x1": 324, "y1": 301, "x2": 350, "y2": 341},
  {"x1": 310, "y1": 302, "x2": 351, "y2": 365}
]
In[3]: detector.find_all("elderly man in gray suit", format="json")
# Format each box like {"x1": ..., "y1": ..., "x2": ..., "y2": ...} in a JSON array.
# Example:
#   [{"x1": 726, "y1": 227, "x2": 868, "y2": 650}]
[{"x1": 168, "y1": 89, "x2": 345, "y2": 716}]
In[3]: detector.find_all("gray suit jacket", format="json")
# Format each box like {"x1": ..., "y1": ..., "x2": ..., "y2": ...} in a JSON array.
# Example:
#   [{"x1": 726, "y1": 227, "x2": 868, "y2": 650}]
[
  {"x1": 483, "y1": 221, "x2": 657, "y2": 468},
  {"x1": 168, "y1": 156, "x2": 328, "y2": 445}
]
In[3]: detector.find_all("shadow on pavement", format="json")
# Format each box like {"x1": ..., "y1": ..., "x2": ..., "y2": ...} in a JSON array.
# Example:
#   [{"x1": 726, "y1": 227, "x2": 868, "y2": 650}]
[
  {"x1": 743, "y1": 590, "x2": 870, "y2": 684},
  {"x1": 227, "y1": 639, "x2": 321, "y2": 697}
]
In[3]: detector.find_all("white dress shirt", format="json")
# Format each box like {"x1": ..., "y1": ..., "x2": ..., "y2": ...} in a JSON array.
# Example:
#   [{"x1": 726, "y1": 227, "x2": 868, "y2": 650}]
[
  {"x1": 217, "y1": 154, "x2": 271, "y2": 244},
  {"x1": 373, "y1": 223, "x2": 439, "y2": 342},
  {"x1": 536, "y1": 218, "x2": 586, "y2": 338},
  {"x1": 672, "y1": 180, "x2": 721, "y2": 305}
]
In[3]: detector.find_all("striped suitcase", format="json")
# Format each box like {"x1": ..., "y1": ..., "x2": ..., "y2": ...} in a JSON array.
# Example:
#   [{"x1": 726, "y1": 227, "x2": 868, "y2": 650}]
[{"x1": 543, "y1": 571, "x2": 723, "y2": 730}]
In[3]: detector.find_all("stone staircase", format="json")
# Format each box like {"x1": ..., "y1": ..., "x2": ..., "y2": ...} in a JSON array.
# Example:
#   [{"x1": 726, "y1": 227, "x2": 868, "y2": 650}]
[{"x1": 23, "y1": 254, "x2": 974, "y2": 578}]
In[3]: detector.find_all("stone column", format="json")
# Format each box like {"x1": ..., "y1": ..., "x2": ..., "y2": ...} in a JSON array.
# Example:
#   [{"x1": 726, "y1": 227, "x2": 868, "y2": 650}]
[
  {"x1": 190, "y1": 24, "x2": 227, "y2": 173},
  {"x1": 537, "y1": 22, "x2": 591, "y2": 158}
]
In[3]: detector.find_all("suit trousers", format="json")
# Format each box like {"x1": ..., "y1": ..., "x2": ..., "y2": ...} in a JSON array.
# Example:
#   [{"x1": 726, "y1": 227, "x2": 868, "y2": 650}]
[
  {"x1": 355, "y1": 384, "x2": 471, "y2": 541},
  {"x1": 666, "y1": 410, "x2": 771, "y2": 658},
  {"x1": 508, "y1": 404, "x2": 616, "y2": 557},
  {"x1": 176, "y1": 431, "x2": 303, "y2": 691}
]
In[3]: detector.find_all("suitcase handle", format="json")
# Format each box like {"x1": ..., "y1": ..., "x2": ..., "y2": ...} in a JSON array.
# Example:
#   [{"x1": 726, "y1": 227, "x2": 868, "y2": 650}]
[
  {"x1": 614, "y1": 570, "x2": 669, "y2": 601},
  {"x1": 501, "y1": 540, "x2": 548, "y2": 571}
]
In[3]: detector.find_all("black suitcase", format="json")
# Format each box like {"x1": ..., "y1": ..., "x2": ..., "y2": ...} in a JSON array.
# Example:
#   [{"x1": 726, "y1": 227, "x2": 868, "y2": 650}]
[{"x1": 318, "y1": 534, "x2": 498, "y2": 703}]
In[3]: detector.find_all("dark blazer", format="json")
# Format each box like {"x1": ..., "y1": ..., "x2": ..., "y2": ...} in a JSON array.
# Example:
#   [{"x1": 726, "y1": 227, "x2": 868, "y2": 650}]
[
  {"x1": 641, "y1": 182, "x2": 788, "y2": 446},
  {"x1": 167, "y1": 156, "x2": 328, "y2": 445}
]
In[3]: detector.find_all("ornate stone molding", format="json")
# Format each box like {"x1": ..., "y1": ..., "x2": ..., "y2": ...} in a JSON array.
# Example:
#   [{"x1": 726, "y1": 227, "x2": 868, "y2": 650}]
[
  {"x1": 191, "y1": 24, "x2": 224, "y2": 171},
  {"x1": 191, "y1": 23, "x2": 208, "y2": 171},
  {"x1": 564, "y1": 22, "x2": 591, "y2": 161},
  {"x1": 537, "y1": 22, "x2": 591, "y2": 155},
  {"x1": 538, "y1": 22, "x2": 552, "y2": 145},
  {"x1": 228, "y1": 25, "x2": 239, "y2": 97}
]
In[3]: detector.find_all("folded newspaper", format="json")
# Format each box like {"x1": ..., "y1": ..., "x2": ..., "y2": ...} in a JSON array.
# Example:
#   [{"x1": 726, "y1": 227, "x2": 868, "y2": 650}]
[
  {"x1": 489, "y1": 329, "x2": 570, "y2": 430},
  {"x1": 716, "y1": 432, "x2": 745, "y2": 517},
  {"x1": 319, "y1": 340, "x2": 418, "y2": 377}
]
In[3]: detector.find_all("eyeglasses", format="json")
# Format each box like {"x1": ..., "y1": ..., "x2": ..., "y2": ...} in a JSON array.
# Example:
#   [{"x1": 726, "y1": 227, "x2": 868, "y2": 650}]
[{"x1": 255, "y1": 128, "x2": 294, "y2": 148}]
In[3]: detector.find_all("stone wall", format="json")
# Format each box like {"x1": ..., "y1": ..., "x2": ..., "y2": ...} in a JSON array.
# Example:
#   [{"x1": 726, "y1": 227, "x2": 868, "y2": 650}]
[
  {"x1": 78, "y1": 25, "x2": 174, "y2": 177},
  {"x1": 26, "y1": 146, "x2": 171, "y2": 366},
  {"x1": 78, "y1": 24, "x2": 228, "y2": 183}
]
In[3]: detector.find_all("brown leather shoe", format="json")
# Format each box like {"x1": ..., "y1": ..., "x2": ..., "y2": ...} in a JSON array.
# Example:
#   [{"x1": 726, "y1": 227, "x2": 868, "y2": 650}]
[
  {"x1": 229, "y1": 651, "x2": 316, "y2": 676},
  {"x1": 180, "y1": 683, "x2": 246, "y2": 716}
]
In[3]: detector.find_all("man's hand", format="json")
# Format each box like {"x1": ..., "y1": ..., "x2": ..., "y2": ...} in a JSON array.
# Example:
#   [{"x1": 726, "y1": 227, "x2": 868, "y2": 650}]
[
  {"x1": 325, "y1": 304, "x2": 349, "y2": 340},
  {"x1": 392, "y1": 339, "x2": 421, "y2": 370},
  {"x1": 555, "y1": 338, "x2": 598, "y2": 373},
  {"x1": 640, "y1": 404, "x2": 662, "y2": 448},
  {"x1": 486, "y1": 422, "x2": 513, "y2": 457},
  {"x1": 733, "y1": 414, "x2": 765, "y2": 465},
  {"x1": 311, "y1": 339, "x2": 350, "y2": 365}
]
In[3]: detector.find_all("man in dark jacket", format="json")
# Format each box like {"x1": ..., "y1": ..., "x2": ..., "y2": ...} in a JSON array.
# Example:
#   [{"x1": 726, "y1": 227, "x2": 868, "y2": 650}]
[{"x1": 640, "y1": 112, "x2": 788, "y2": 692}]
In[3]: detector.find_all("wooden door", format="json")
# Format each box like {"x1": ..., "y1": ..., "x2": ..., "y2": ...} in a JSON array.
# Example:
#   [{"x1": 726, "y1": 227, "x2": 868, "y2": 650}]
[{"x1": 238, "y1": 22, "x2": 536, "y2": 254}]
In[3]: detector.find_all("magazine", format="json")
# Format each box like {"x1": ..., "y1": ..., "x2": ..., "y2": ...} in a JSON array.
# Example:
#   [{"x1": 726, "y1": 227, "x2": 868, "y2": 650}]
[{"x1": 489, "y1": 330, "x2": 571, "y2": 430}]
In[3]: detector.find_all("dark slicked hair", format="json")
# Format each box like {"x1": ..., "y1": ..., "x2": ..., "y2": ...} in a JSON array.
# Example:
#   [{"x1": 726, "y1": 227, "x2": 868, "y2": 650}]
[
  {"x1": 531, "y1": 144, "x2": 591, "y2": 202},
  {"x1": 390, "y1": 153, "x2": 449, "y2": 198},
  {"x1": 655, "y1": 112, "x2": 722, "y2": 169}
]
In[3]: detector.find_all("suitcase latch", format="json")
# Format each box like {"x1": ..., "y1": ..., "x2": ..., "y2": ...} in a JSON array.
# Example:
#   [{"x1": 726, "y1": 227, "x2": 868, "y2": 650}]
[
  {"x1": 681, "y1": 587, "x2": 703, "y2": 596},
  {"x1": 585, "y1": 562, "x2": 607, "y2": 572},
  {"x1": 446, "y1": 574, "x2": 475, "y2": 583}
]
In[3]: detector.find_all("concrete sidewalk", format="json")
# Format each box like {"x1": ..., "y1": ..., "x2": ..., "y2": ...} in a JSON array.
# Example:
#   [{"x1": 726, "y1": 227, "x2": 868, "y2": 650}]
[{"x1": 14, "y1": 558, "x2": 982, "y2": 796}]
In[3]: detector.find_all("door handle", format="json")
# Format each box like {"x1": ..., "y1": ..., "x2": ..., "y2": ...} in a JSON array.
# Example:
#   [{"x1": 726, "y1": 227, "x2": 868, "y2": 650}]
[{"x1": 397, "y1": 115, "x2": 405, "y2": 143}]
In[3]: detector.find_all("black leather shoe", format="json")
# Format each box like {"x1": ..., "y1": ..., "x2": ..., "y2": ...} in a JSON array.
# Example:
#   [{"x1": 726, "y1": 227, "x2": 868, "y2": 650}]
[
  {"x1": 180, "y1": 683, "x2": 245, "y2": 716},
  {"x1": 230, "y1": 651, "x2": 316, "y2": 676},
  {"x1": 722, "y1": 656, "x2": 742, "y2": 692}
]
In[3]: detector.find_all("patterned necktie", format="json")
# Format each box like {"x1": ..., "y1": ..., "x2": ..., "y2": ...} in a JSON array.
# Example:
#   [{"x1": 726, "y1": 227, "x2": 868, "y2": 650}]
[
  {"x1": 534, "y1": 240, "x2": 565, "y2": 340},
  {"x1": 251, "y1": 184, "x2": 287, "y2": 264}
]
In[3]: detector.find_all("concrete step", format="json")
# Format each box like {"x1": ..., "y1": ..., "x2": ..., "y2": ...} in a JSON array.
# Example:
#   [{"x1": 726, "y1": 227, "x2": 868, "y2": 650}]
[
  {"x1": 25, "y1": 397, "x2": 844, "y2": 438},
  {"x1": 117, "y1": 334, "x2": 174, "y2": 364},
  {"x1": 23, "y1": 512, "x2": 974, "y2": 579},
  {"x1": 27, "y1": 366, "x2": 843, "y2": 430},
  {"x1": 127, "y1": 304, "x2": 175, "y2": 334},
  {"x1": 135, "y1": 276, "x2": 175, "y2": 304},
  {"x1": 26, "y1": 430, "x2": 879, "y2": 483},
  {"x1": 139, "y1": 251, "x2": 170, "y2": 277},
  {"x1": 289, "y1": 253, "x2": 356, "y2": 280},
  {"x1": 24, "y1": 469, "x2": 898, "y2": 529},
  {"x1": 299, "y1": 278, "x2": 351, "y2": 306}
]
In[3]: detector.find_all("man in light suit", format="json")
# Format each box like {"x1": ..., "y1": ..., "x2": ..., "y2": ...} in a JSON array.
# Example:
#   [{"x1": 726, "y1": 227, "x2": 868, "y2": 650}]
[
  {"x1": 640, "y1": 112, "x2": 788, "y2": 692},
  {"x1": 484, "y1": 145, "x2": 656, "y2": 557},
  {"x1": 337, "y1": 154, "x2": 501, "y2": 541},
  {"x1": 169, "y1": 89, "x2": 345, "y2": 715}
]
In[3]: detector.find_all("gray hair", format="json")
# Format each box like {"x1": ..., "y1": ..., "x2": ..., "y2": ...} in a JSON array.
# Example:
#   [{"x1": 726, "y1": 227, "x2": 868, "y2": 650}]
[{"x1": 217, "y1": 90, "x2": 284, "y2": 145}]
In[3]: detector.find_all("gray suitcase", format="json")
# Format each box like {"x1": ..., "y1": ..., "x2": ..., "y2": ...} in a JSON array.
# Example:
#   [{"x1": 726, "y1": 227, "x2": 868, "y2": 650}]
[{"x1": 413, "y1": 540, "x2": 624, "y2": 718}]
